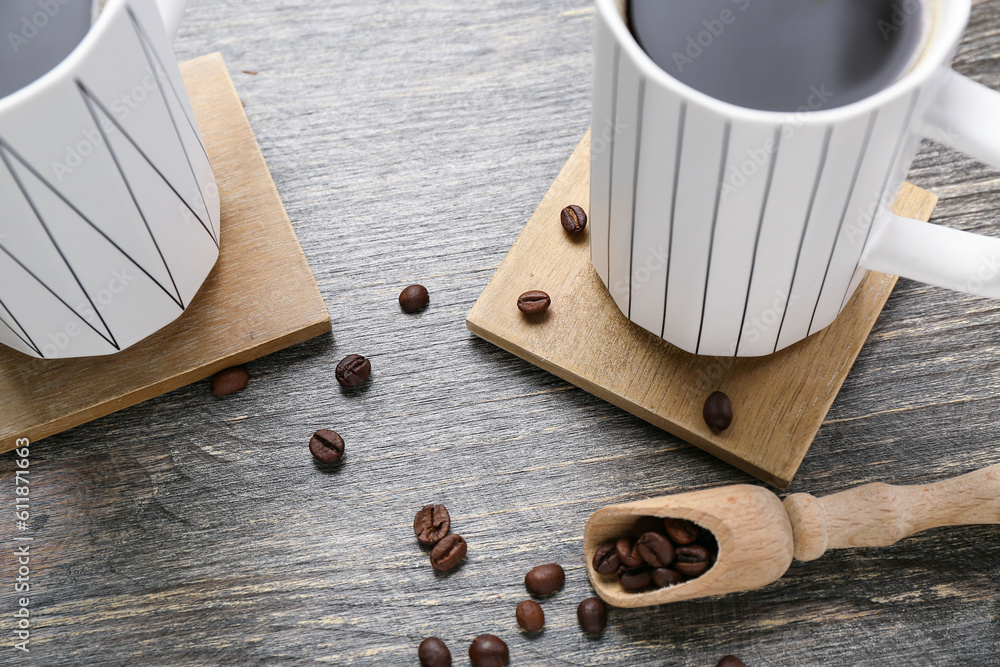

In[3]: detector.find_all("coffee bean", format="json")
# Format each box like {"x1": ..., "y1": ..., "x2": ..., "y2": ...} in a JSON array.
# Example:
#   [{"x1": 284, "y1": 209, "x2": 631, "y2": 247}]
[
  {"x1": 524, "y1": 563, "x2": 565, "y2": 596},
  {"x1": 308, "y1": 429, "x2": 345, "y2": 464},
  {"x1": 619, "y1": 567, "x2": 654, "y2": 590},
  {"x1": 430, "y1": 534, "x2": 467, "y2": 571},
  {"x1": 418, "y1": 637, "x2": 452, "y2": 667},
  {"x1": 413, "y1": 504, "x2": 450, "y2": 546},
  {"x1": 664, "y1": 518, "x2": 700, "y2": 545},
  {"x1": 576, "y1": 597, "x2": 608, "y2": 634},
  {"x1": 704, "y1": 391, "x2": 734, "y2": 431},
  {"x1": 615, "y1": 537, "x2": 644, "y2": 568},
  {"x1": 515, "y1": 599, "x2": 545, "y2": 632},
  {"x1": 717, "y1": 656, "x2": 746, "y2": 667},
  {"x1": 399, "y1": 284, "x2": 430, "y2": 313},
  {"x1": 632, "y1": 515, "x2": 665, "y2": 537},
  {"x1": 674, "y1": 544, "x2": 712, "y2": 577},
  {"x1": 560, "y1": 204, "x2": 588, "y2": 234},
  {"x1": 517, "y1": 291, "x2": 550, "y2": 315},
  {"x1": 336, "y1": 354, "x2": 371, "y2": 388},
  {"x1": 636, "y1": 531, "x2": 674, "y2": 568},
  {"x1": 210, "y1": 366, "x2": 249, "y2": 397},
  {"x1": 468, "y1": 634, "x2": 509, "y2": 667},
  {"x1": 592, "y1": 543, "x2": 622, "y2": 575},
  {"x1": 653, "y1": 567, "x2": 685, "y2": 588}
]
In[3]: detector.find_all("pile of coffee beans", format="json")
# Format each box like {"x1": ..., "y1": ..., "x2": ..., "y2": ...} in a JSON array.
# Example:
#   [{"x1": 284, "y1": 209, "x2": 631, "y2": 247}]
[
  {"x1": 413, "y1": 504, "x2": 467, "y2": 572},
  {"x1": 592, "y1": 516, "x2": 717, "y2": 591}
]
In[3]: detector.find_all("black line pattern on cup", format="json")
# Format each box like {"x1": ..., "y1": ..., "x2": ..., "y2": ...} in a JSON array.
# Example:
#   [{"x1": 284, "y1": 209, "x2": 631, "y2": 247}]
[
  {"x1": 695, "y1": 121, "x2": 732, "y2": 355},
  {"x1": 0, "y1": 242, "x2": 117, "y2": 352},
  {"x1": 126, "y1": 4, "x2": 217, "y2": 241},
  {"x1": 627, "y1": 78, "x2": 646, "y2": 320},
  {"x1": 733, "y1": 126, "x2": 783, "y2": 356},
  {"x1": 0, "y1": 142, "x2": 120, "y2": 351},
  {"x1": 0, "y1": 297, "x2": 42, "y2": 358},
  {"x1": 75, "y1": 82, "x2": 219, "y2": 251},
  {"x1": 606, "y1": 44, "x2": 621, "y2": 285},
  {"x1": 837, "y1": 89, "x2": 922, "y2": 313},
  {"x1": 660, "y1": 102, "x2": 687, "y2": 340},
  {"x1": 807, "y1": 110, "x2": 879, "y2": 337},
  {"x1": 0, "y1": 136, "x2": 186, "y2": 313},
  {"x1": 774, "y1": 125, "x2": 834, "y2": 354},
  {"x1": 77, "y1": 81, "x2": 186, "y2": 310}
]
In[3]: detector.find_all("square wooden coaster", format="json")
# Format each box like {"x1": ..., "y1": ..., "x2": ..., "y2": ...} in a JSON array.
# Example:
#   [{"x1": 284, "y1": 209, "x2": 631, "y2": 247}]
[
  {"x1": 467, "y1": 130, "x2": 937, "y2": 488},
  {"x1": 0, "y1": 53, "x2": 330, "y2": 452}
]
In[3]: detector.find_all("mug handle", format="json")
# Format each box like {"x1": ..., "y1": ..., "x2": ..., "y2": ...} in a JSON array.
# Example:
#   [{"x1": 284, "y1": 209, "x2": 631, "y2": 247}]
[
  {"x1": 860, "y1": 70, "x2": 1000, "y2": 298},
  {"x1": 154, "y1": 0, "x2": 190, "y2": 38}
]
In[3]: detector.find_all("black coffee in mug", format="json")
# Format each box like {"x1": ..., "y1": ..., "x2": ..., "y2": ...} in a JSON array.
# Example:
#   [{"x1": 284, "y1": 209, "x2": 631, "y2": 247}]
[
  {"x1": 0, "y1": 0, "x2": 100, "y2": 99},
  {"x1": 628, "y1": 0, "x2": 926, "y2": 112}
]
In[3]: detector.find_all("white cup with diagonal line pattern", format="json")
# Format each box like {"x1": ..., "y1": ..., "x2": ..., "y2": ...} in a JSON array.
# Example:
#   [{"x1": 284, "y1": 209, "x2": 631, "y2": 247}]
[
  {"x1": 0, "y1": 0, "x2": 218, "y2": 359},
  {"x1": 593, "y1": 0, "x2": 1000, "y2": 356}
]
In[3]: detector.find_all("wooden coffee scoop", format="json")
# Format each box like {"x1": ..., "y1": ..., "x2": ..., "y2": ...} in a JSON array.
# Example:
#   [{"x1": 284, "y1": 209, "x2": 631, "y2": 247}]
[{"x1": 584, "y1": 464, "x2": 1000, "y2": 608}]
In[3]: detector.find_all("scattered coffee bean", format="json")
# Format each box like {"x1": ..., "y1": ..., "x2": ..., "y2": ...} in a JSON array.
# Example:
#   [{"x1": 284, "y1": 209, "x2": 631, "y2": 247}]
[
  {"x1": 517, "y1": 290, "x2": 550, "y2": 315},
  {"x1": 210, "y1": 366, "x2": 249, "y2": 397},
  {"x1": 413, "y1": 504, "x2": 451, "y2": 546},
  {"x1": 576, "y1": 597, "x2": 608, "y2": 634},
  {"x1": 308, "y1": 429, "x2": 345, "y2": 464},
  {"x1": 652, "y1": 567, "x2": 684, "y2": 588},
  {"x1": 336, "y1": 354, "x2": 372, "y2": 388},
  {"x1": 615, "y1": 537, "x2": 644, "y2": 568},
  {"x1": 468, "y1": 634, "x2": 509, "y2": 667},
  {"x1": 636, "y1": 531, "x2": 675, "y2": 568},
  {"x1": 704, "y1": 391, "x2": 734, "y2": 431},
  {"x1": 515, "y1": 599, "x2": 545, "y2": 632},
  {"x1": 560, "y1": 204, "x2": 588, "y2": 234},
  {"x1": 619, "y1": 567, "x2": 654, "y2": 590},
  {"x1": 592, "y1": 543, "x2": 622, "y2": 575},
  {"x1": 399, "y1": 284, "x2": 430, "y2": 313},
  {"x1": 524, "y1": 563, "x2": 565, "y2": 596},
  {"x1": 430, "y1": 534, "x2": 467, "y2": 571},
  {"x1": 418, "y1": 637, "x2": 452, "y2": 667},
  {"x1": 717, "y1": 656, "x2": 746, "y2": 667},
  {"x1": 664, "y1": 518, "x2": 700, "y2": 545},
  {"x1": 674, "y1": 544, "x2": 712, "y2": 577}
]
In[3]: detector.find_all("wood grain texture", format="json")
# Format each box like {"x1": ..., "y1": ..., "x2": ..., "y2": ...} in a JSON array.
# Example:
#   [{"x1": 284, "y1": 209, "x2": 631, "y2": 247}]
[
  {"x1": 1, "y1": 1, "x2": 999, "y2": 665},
  {"x1": 467, "y1": 133, "x2": 937, "y2": 489},
  {"x1": 0, "y1": 54, "x2": 330, "y2": 453}
]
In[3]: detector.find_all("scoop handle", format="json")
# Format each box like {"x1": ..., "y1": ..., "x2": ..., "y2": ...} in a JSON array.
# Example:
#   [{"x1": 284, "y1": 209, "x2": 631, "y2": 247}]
[{"x1": 783, "y1": 463, "x2": 1000, "y2": 561}]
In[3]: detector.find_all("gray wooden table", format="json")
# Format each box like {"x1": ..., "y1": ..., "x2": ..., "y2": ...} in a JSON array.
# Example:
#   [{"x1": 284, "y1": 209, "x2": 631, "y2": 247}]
[{"x1": 3, "y1": 1, "x2": 1000, "y2": 664}]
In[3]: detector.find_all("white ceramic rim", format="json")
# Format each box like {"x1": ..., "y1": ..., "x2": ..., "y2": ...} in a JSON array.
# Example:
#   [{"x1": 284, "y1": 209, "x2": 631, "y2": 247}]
[
  {"x1": 595, "y1": 0, "x2": 971, "y2": 124},
  {"x1": 0, "y1": 0, "x2": 130, "y2": 112}
]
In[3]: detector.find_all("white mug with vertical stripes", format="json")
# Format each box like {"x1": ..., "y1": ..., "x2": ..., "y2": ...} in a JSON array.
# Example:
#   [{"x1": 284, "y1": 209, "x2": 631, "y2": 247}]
[
  {"x1": 0, "y1": 0, "x2": 219, "y2": 359},
  {"x1": 592, "y1": 0, "x2": 1000, "y2": 357}
]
